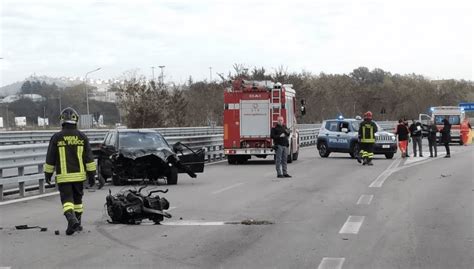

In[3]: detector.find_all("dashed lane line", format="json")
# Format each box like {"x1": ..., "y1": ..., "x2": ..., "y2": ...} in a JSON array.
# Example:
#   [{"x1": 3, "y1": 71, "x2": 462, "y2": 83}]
[
  {"x1": 339, "y1": 216, "x2": 365, "y2": 234},
  {"x1": 357, "y1": 194, "x2": 374, "y2": 205},
  {"x1": 211, "y1": 182, "x2": 244, "y2": 194},
  {"x1": 317, "y1": 257, "x2": 345, "y2": 269},
  {"x1": 369, "y1": 158, "x2": 402, "y2": 188}
]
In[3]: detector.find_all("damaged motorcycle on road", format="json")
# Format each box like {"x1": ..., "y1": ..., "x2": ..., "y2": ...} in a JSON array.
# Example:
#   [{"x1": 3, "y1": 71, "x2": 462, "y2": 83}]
[{"x1": 106, "y1": 186, "x2": 172, "y2": 224}]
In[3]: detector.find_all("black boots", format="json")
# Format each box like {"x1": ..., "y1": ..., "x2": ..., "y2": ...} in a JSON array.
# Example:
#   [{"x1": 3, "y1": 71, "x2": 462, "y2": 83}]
[
  {"x1": 75, "y1": 212, "x2": 83, "y2": 232},
  {"x1": 64, "y1": 211, "x2": 80, "y2": 235}
]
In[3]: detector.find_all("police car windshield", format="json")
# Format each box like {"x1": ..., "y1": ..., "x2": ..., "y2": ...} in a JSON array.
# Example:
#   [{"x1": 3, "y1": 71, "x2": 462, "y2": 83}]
[{"x1": 119, "y1": 132, "x2": 168, "y2": 149}]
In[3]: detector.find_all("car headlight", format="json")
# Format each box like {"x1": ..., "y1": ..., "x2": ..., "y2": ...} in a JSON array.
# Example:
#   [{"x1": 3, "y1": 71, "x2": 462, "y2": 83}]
[{"x1": 391, "y1": 136, "x2": 396, "y2": 141}]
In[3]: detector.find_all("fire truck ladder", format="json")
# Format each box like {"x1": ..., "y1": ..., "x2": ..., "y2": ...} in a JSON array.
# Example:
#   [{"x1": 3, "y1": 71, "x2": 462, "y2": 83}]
[{"x1": 271, "y1": 85, "x2": 282, "y2": 126}]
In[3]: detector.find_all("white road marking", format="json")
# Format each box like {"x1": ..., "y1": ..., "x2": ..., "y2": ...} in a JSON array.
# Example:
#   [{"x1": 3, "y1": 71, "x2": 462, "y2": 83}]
[
  {"x1": 161, "y1": 220, "x2": 225, "y2": 226},
  {"x1": 369, "y1": 158, "x2": 402, "y2": 188},
  {"x1": 339, "y1": 216, "x2": 365, "y2": 234},
  {"x1": 0, "y1": 191, "x2": 59, "y2": 206},
  {"x1": 357, "y1": 194, "x2": 373, "y2": 205},
  {"x1": 317, "y1": 257, "x2": 345, "y2": 269},
  {"x1": 212, "y1": 182, "x2": 244, "y2": 194}
]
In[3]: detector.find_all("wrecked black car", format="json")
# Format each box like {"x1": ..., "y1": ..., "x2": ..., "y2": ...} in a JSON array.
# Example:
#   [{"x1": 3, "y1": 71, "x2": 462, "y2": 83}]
[{"x1": 96, "y1": 129, "x2": 205, "y2": 185}]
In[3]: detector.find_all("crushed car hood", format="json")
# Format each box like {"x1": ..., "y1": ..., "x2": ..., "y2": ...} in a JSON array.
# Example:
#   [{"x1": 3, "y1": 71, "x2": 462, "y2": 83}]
[{"x1": 117, "y1": 147, "x2": 176, "y2": 161}]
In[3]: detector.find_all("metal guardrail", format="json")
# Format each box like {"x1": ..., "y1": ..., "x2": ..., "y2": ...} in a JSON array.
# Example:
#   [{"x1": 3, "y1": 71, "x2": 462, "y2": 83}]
[
  {"x1": 0, "y1": 134, "x2": 225, "y2": 201},
  {"x1": 0, "y1": 127, "x2": 224, "y2": 145},
  {"x1": 0, "y1": 122, "x2": 401, "y2": 200}
]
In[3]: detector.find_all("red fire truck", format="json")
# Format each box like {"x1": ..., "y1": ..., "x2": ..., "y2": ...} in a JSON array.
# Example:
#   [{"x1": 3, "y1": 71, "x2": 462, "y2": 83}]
[{"x1": 223, "y1": 79, "x2": 300, "y2": 164}]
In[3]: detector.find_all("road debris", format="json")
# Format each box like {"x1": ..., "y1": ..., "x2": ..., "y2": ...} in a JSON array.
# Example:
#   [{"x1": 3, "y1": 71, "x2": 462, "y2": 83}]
[{"x1": 225, "y1": 219, "x2": 274, "y2": 225}]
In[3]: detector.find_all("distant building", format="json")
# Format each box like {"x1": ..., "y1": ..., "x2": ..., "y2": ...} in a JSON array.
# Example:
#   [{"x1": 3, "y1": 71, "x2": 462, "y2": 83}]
[{"x1": 0, "y1": 94, "x2": 45, "y2": 103}]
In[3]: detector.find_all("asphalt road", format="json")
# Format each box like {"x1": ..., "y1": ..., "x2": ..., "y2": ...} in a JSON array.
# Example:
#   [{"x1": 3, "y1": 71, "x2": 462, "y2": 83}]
[{"x1": 1, "y1": 144, "x2": 473, "y2": 269}]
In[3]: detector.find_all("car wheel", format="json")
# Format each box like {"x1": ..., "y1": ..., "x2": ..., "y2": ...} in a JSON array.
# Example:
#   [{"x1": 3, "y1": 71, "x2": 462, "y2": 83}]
[
  {"x1": 98, "y1": 161, "x2": 108, "y2": 182},
  {"x1": 350, "y1": 143, "x2": 360, "y2": 159},
  {"x1": 167, "y1": 166, "x2": 178, "y2": 185},
  {"x1": 318, "y1": 142, "x2": 330, "y2": 158},
  {"x1": 112, "y1": 174, "x2": 124, "y2": 186},
  {"x1": 385, "y1": 153, "x2": 394, "y2": 159}
]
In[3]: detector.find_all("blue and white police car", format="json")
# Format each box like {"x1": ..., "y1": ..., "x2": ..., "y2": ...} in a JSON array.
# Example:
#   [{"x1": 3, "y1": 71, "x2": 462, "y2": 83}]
[{"x1": 316, "y1": 117, "x2": 397, "y2": 159}]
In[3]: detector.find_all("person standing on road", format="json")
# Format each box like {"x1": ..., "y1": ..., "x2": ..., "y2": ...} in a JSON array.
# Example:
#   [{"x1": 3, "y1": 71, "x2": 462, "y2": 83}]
[
  {"x1": 440, "y1": 118, "x2": 451, "y2": 158},
  {"x1": 271, "y1": 116, "x2": 292, "y2": 178},
  {"x1": 395, "y1": 119, "x2": 410, "y2": 158},
  {"x1": 358, "y1": 111, "x2": 378, "y2": 165},
  {"x1": 403, "y1": 118, "x2": 411, "y2": 157},
  {"x1": 43, "y1": 107, "x2": 97, "y2": 235},
  {"x1": 409, "y1": 120, "x2": 423, "y2": 157},
  {"x1": 460, "y1": 117, "x2": 471, "y2": 145},
  {"x1": 427, "y1": 119, "x2": 438, "y2": 157}
]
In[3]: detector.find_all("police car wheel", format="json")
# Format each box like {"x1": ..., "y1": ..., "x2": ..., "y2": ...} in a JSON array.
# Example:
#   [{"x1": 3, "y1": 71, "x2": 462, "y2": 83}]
[
  {"x1": 350, "y1": 143, "x2": 360, "y2": 159},
  {"x1": 318, "y1": 142, "x2": 330, "y2": 158}
]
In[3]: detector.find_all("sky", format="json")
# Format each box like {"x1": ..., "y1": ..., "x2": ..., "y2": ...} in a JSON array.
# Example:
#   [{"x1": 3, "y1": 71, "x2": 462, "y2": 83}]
[{"x1": 0, "y1": 0, "x2": 472, "y2": 87}]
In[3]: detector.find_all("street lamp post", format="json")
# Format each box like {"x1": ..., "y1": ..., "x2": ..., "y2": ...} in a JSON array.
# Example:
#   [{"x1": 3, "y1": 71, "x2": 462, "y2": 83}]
[
  {"x1": 209, "y1": 67, "x2": 212, "y2": 82},
  {"x1": 151, "y1": 66, "x2": 156, "y2": 81},
  {"x1": 84, "y1": 67, "x2": 101, "y2": 115},
  {"x1": 158, "y1": 65, "x2": 165, "y2": 86}
]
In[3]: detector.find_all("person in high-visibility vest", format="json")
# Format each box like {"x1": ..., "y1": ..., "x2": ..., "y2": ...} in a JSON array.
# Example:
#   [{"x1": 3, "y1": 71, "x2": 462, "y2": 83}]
[
  {"x1": 44, "y1": 107, "x2": 96, "y2": 235},
  {"x1": 358, "y1": 111, "x2": 378, "y2": 165},
  {"x1": 460, "y1": 117, "x2": 471, "y2": 146}
]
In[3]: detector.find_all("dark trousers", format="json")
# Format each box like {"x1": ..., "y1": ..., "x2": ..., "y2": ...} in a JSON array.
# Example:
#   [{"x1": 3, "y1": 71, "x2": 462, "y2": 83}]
[
  {"x1": 360, "y1": 143, "x2": 374, "y2": 159},
  {"x1": 275, "y1": 145, "x2": 288, "y2": 175},
  {"x1": 428, "y1": 138, "x2": 437, "y2": 157},
  {"x1": 412, "y1": 136, "x2": 422, "y2": 156},
  {"x1": 444, "y1": 142, "x2": 450, "y2": 156},
  {"x1": 58, "y1": 182, "x2": 84, "y2": 214}
]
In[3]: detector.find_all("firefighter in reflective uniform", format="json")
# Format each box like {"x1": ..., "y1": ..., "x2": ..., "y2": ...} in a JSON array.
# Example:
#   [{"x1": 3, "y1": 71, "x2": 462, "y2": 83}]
[
  {"x1": 358, "y1": 111, "x2": 378, "y2": 166},
  {"x1": 44, "y1": 107, "x2": 96, "y2": 235}
]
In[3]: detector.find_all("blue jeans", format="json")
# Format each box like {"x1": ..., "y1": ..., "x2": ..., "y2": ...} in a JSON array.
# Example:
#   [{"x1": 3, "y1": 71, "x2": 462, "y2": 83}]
[{"x1": 275, "y1": 145, "x2": 288, "y2": 175}]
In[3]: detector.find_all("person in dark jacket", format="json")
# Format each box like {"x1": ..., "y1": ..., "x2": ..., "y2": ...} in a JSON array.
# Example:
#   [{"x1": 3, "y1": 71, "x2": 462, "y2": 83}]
[
  {"x1": 395, "y1": 119, "x2": 410, "y2": 158},
  {"x1": 358, "y1": 111, "x2": 378, "y2": 165},
  {"x1": 271, "y1": 116, "x2": 291, "y2": 178},
  {"x1": 440, "y1": 118, "x2": 451, "y2": 158},
  {"x1": 44, "y1": 107, "x2": 97, "y2": 235},
  {"x1": 409, "y1": 120, "x2": 423, "y2": 157},
  {"x1": 427, "y1": 119, "x2": 438, "y2": 157}
]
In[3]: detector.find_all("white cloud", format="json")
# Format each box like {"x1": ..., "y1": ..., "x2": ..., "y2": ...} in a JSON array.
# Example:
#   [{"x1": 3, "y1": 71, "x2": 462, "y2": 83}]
[{"x1": 0, "y1": 0, "x2": 472, "y2": 87}]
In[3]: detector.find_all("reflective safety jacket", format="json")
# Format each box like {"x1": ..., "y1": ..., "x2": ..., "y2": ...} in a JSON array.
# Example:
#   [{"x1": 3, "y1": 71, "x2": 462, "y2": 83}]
[
  {"x1": 44, "y1": 126, "x2": 96, "y2": 183},
  {"x1": 358, "y1": 120, "x2": 378, "y2": 144}
]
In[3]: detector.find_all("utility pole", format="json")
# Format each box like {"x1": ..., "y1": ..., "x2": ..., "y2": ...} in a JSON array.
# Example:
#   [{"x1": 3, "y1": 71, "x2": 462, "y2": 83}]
[
  {"x1": 209, "y1": 66, "x2": 212, "y2": 82},
  {"x1": 43, "y1": 106, "x2": 46, "y2": 129}
]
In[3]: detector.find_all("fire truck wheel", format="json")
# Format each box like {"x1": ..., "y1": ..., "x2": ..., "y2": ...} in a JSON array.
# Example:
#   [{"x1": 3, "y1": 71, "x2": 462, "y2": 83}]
[
  {"x1": 292, "y1": 150, "x2": 299, "y2": 161},
  {"x1": 167, "y1": 167, "x2": 178, "y2": 185},
  {"x1": 227, "y1": 156, "x2": 237, "y2": 164},
  {"x1": 287, "y1": 145, "x2": 293, "y2": 163}
]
